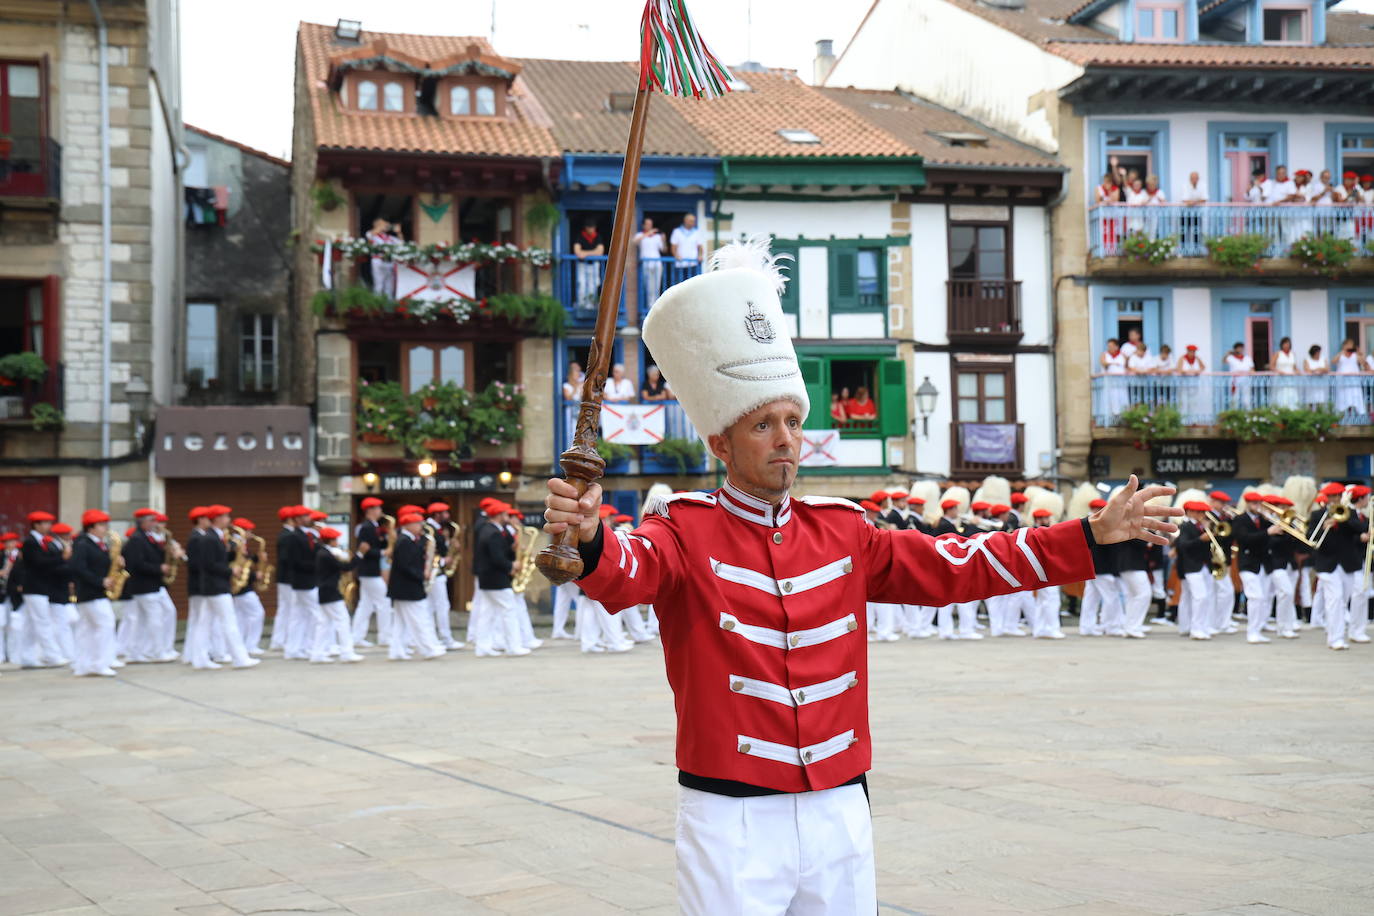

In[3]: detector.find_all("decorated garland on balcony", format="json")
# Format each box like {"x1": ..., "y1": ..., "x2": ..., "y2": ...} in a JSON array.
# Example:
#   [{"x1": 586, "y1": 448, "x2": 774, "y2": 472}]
[
  {"x1": 1117, "y1": 402, "x2": 1182, "y2": 448},
  {"x1": 1289, "y1": 233, "x2": 1356, "y2": 278},
  {"x1": 1216, "y1": 405, "x2": 1341, "y2": 443},
  {"x1": 310, "y1": 285, "x2": 564, "y2": 333},
  {"x1": 357, "y1": 379, "x2": 526, "y2": 458},
  {"x1": 313, "y1": 237, "x2": 553, "y2": 268}
]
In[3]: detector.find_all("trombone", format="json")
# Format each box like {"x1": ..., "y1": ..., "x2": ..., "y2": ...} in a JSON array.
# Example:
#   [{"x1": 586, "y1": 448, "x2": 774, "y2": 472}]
[
  {"x1": 1253, "y1": 502, "x2": 1317, "y2": 549},
  {"x1": 1310, "y1": 489, "x2": 1352, "y2": 551},
  {"x1": 1205, "y1": 510, "x2": 1231, "y2": 539},
  {"x1": 1200, "y1": 517, "x2": 1229, "y2": 580}
]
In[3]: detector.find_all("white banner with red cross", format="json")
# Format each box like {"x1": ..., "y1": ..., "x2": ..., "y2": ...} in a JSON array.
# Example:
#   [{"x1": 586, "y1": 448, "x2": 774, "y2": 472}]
[
  {"x1": 395, "y1": 261, "x2": 477, "y2": 302},
  {"x1": 600, "y1": 403, "x2": 666, "y2": 445},
  {"x1": 800, "y1": 430, "x2": 840, "y2": 467}
]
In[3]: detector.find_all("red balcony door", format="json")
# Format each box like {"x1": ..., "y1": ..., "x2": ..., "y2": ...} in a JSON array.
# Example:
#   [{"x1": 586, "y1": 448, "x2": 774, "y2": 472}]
[{"x1": 1225, "y1": 150, "x2": 1268, "y2": 202}]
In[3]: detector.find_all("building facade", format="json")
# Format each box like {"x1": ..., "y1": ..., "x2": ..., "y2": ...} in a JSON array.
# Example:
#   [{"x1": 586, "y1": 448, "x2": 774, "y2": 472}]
[
  {"x1": 829, "y1": 0, "x2": 1374, "y2": 489},
  {"x1": 0, "y1": 0, "x2": 181, "y2": 528}
]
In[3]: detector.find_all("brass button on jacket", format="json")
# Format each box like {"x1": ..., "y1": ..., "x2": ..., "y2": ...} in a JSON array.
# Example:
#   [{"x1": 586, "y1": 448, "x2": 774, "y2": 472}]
[{"x1": 773, "y1": 531, "x2": 783, "y2": 544}]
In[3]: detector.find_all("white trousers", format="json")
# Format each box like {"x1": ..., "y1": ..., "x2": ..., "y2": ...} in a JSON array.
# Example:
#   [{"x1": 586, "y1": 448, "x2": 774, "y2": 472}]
[
  {"x1": 21, "y1": 593, "x2": 66, "y2": 666},
  {"x1": 73, "y1": 598, "x2": 117, "y2": 675},
  {"x1": 675, "y1": 783, "x2": 875, "y2": 916},
  {"x1": 551, "y1": 582, "x2": 577, "y2": 637},
  {"x1": 311, "y1": 600, "x2": 357, "y2": 661},
  {"x1": 1179, "y1": 570, "x2": 1213, "y2": 637},
  {"x1": 1119, "y1": 570, "x2": 1152, "y2": 634},
  {"x1": 1344, "y1": 569, "x2": 1369, "y2": 639},
  {"x1": 233, "y1": 591, "x2": 265, "y2": 652},
  {"x1": 1239, "y1": 570, "x2": 1270, "y2": 639},
  {"x1": 1081, "y1": 574, "x2": 1121, "y2": 634},
  {"x1": 350, "y1": 576, "x2": 391, "y2": 645},
  {"x1": 868, "y1": 603, "x2": 898, "y2": 640},
  {"x1": 428, "y1": 573, "x2": 458, "y2": 646},
  {"x1": 936, "y1": 602, "x2": 978, "y2": 638},
  {"x1": 271, "y1": 583, "x2": 293, "y2": 649},
  {"x1": 190, "y1": 594, "x2": 251, "y2": 668},
  {"x1": 620, "y1": 603, "x2": 651, "y2": 642},
  {"x1": 55, "y1": 600, "x2": 77, "y2": 661},
  {"x1": 575, "y1": 594, "x2": 629, "y2": 651},
  {"x1": 473, "y1": 588, "x2": 527, "y2": 655},
  {"x1": 287, "y1": 589, "x2": 318, "y2": 659},
  {"x1": 1032, "y1": 587, "x2": 1062, "y2": 637},
  {"x1": 390, "y1": 599, "x2": 443, "y2": 659},
  {"x1": 1318, "y1": 570, "x2": 1348, "y2": 648},
  {"x1": 514, "y1": 591, "x2": 537, "y2": 647},
  {"x1": 1268, "y1": 567, "x2": 1297, "y2": 635},
  {"x1": 1212, "y1": 577, "x2": 1237, "y2": 633}
]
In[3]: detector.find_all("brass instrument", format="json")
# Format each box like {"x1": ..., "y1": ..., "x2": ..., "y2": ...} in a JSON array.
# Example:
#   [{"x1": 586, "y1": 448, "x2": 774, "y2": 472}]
[
  {"x1": 256, "y1": 547, "x2": 274, "y2": 593},
  {"x1": 957, "y1": 513, "x2": 1004, "y2": 531},
  {"x1": 104, "y1": 531, "x2": 128, "y2": 600},
  {"x1": 162, "y1": 535, "x2": 184, "y2": 585},
  {"x1": 512, "y1": 526, "x2": 542, "y2": 594},
  {"x1": 228, "y1": 525, "x2": 252, "y2": 593},
  {"x1": 1201, "y1": 519, "x2": 1229, "y2": 580},
  {"x1": 1205, "y1": 511, "x2": 1231, "y2": 540},
  {"x1": 1311, "y1": 489, "x2": 1353, "y2": 550},
  {"x1": 1363, "y1": 501, "x2": 1374, "y2": 591},
  {"x1": 381, "y1": 513, "x2": 397, "y2": 560},
  {"x1": 1253, "y1": 502, "x2": 1316, "y2": 549},
  {"x1": 421, "y1": 528, "x2": 437, "y2": 593},
  {"x1": 329, "y1": 544, "x2": 358, "y2": 607},
  {"x1": 442, "y1": 521, "x2": 463, "y2": 577}
]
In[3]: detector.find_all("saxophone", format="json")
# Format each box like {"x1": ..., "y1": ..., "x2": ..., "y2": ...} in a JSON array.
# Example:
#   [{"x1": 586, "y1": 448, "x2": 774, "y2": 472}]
[
  {"x1": 441, "y1": 521, "x2": 463, "y2": 577},
  {"x1": 330, "y1": 544, "x2": 358, "y2": 607},
  {"x1": 105, "y1": 531, "x2": 129, "y2": 600},
  {"x1": 162, "y1": 535, "x2": 184, "y2": 585},
  {"x1": 228, "y1": 525, "x2": 253, "y2": 593},
  {"x1": 255, "y1": 537, "x2": 274, "y2": 593},
  {"x1": 511, "y1": 526, "x2": 542, "y2": 594},
  {"x1": 421, "y1": 528, "x2": 437, "y2": 593}
]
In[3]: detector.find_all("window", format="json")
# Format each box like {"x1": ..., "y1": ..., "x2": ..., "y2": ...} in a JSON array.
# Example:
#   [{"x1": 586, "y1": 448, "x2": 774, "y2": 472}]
[
  {"x1": 1104, "y1": 131, "x2": 1155, "y2": 184},
  {"x1": 404, "y1": 343, "x2": 469, "y2": 393},
  {"x1": 774, "y1": 241, "x2": 800, "y2": 316},
  {"x1": 356, "y1": 79, "x2": 377, "y2": 110},
  {"x1": 778, "y1": 128, "x2": 820, "y2": 144},
  {"x1": 240, "y1": 314, "x2": 276, "y2": 393},
  {"x1": 475, "y1": 86, "x2": 496, "y2": 116},
  {"x1": 185, "y1": 303, "x2": 218, "y2": 390},
  {"x1": 450, "y1": 85, "x2": 470, "y2": 115},
  {"x1": 1262, "y1": 6, "x2": 1309, "y2": 43},
  {"x1": 956, "y1": 367, "x2": 1012, "y2": 423},
  {"x1": 798, "y1": 354, "x2": 907, "y2": 436},
  {"x1": 949, "y1": 224, "x2": 1008, "y2": 279},
  {"x1": 1343, "y1": 300, "x2": 1374, "y2": 355},
  {"x1": 382, "y1": 81, "x2": 404, "y2": 112},
  {"x1": 930, "y1": 131, "x2": 987, "y2": 147},
  {"x1": 1339, "y1": 134, "x2": 1374, "y2": 180},
  {"x1": 0, "y1": 281, "x2": 45, "y2": 358},
  {"x1": 829, "y1": 246, "x2": 885, "y2": 312},
  {"x1": 1137, "y1": 2, "x2": 1183, "y2": 41},
  {"x1": 183, "y1": 144, "x2": 208, "y2": 188},
  {"x1": 1, "y1": 61, "x2": 45, "y2": 195},
  {"x1": 1219, "y1": 132, "x2": 1275, "y2": 202}
]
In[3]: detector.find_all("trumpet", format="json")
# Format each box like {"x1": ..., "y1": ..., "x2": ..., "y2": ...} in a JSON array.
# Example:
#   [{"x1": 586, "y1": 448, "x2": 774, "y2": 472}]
[
  {"x1": 105, "y1": 531, "x2": 128, "y2": 600},
  {"x1": 1205, "y1": 511, "x2": 1232, "y2": 540},
  {"x1": 1311, "y1": 489, "x2": 1353, "y2": 550},
  {"x1": 512, "y1": 525, "x2": 541, "y2": 594},
  {"x1": 957, "y1": 513, "x2": 1003, "y2": 531},
  {"x1": 162, "y1": 535, "x2": 184, "y2": 584}
]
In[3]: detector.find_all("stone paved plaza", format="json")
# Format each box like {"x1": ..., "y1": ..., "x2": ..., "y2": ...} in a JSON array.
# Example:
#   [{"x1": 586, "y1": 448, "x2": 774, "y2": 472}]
[{"x1": 2, "y1": 626, "x2": 1373, "y2": 915}]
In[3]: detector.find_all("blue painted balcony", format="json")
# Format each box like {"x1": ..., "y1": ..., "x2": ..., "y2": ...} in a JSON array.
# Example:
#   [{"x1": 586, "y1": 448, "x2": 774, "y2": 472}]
[
  {"x1": 1089, "y1": 204, "x2": 1374, "y2": 260},
  {"x1": 556, "y1": 398, "x2": 709, "y2": 475},
  {"x1": 1091, "y1": 373, "x2": 1374, "y2": 429},
  {"x1": 555, "y1": 255, "x2": 703, "y2": 328},
  {"x1": 637, "y1": 257, "x2": 702, "y2": 319}
]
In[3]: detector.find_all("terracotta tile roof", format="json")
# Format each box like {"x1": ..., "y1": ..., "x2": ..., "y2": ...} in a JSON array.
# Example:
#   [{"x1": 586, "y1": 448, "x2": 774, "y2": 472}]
[
  {"x1": 516, "y1": 59, "x2": 715, "y2": 158},
  {"x1": 660, "y1": 69, "x2": 917, "y2": 158},
  {"x1": 1043, "y1": 40, "x2": 1374, "y2": 69},
  {"x1": 297, "y1": 22, "x2": 559, "y2": 158},
  {"x1": 818, "y1": 87, "x2": 1060, "y2": 169}
]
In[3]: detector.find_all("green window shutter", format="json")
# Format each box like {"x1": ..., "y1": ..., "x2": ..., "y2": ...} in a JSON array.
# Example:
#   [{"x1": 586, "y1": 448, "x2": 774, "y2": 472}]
[
  {"x1": 830, "y1": 247, "x2": 858, "y2": 311},
  {"x1": 775, "y1": 241, "x2": 800, "y2": 315},
  {"x1": 877, "y1": 358, "x2": 908, "y2": 437},
  {"x1": 799, "y1": 356, "x2": 830, "y2": 430}
]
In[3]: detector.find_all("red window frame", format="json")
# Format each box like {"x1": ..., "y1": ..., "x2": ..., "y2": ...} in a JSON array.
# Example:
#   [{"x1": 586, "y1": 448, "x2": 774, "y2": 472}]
[{"x1": 0, "y1": 57, "x2": 51, "y2": 197}]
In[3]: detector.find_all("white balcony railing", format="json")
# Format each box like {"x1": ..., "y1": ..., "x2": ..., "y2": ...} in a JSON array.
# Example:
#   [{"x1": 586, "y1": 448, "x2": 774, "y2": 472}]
[
  {"x1": 1089, "y1": 204, "x2": 1374, "y2": 259},
  {"x1": 1091, "y1": 373, "x2": 1374, "y2": 427}
]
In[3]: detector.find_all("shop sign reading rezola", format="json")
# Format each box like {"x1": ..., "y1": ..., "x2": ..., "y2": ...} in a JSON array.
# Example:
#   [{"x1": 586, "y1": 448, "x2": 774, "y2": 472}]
[{"x1": 155, "y1": 407, "x2": 310, "y2": 478}]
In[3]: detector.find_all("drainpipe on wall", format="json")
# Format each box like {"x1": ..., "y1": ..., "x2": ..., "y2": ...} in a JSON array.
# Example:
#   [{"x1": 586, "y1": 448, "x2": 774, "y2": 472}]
[
  {"x1": 88, "y1": 0, "x2": 113, "y2": 508},
  {"x1": 1045, "y1": 173, "x2": 1071, "y2": 486}
]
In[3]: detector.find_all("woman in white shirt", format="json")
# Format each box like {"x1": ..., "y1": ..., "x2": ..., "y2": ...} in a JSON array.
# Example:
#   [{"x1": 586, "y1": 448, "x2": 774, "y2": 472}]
[
  {"x1": 1303, "y1": 344, "x2": 1329, "y2": 408},
  {"x1": 1333, "y1": 339, "x2": 1365, "y2": 419},
  {"x1": 1271, "y1": 336, "x2": 1299, "y2": 408},
  {"x1": 604, "y1": 363, "x2": 637, "y2": 403},
  {"x1": 1100, "y1": 338, "x2": 1129, "y2": 422},
  {"x1": 1176, "y1": 345, "x2": 1205, "y2": 421},
  {"x1": 1124, "y1": 178, "x2": 1149, "y2": 234},
  {"x1": 1224, "y1": 342, "x2": 1254, "y2": 409}
]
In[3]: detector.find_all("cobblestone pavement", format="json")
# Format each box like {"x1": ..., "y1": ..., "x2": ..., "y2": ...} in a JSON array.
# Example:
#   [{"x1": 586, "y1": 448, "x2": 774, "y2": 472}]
[{"x1": 2, "y1": 623, "x2": 1373, "y2": 915}]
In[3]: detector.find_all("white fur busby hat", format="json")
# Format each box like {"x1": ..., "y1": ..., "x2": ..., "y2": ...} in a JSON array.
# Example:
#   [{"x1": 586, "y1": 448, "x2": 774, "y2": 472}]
[{"x1": 642, "y1": 235, "x2": 809, "y2": 439}]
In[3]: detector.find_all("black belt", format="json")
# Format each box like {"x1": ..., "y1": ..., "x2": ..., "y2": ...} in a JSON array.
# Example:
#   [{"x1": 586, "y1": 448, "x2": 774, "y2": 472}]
[{"x1": 678, "y1": 770, "x2": 868, "y2": 802}]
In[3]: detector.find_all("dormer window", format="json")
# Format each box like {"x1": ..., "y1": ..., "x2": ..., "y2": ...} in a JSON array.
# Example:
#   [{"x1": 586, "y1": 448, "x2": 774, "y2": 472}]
[
  {"x1": 1262, "y1": 4, "x2": 1309, "y2": 43},
  {"x1": 451, "y1": 86, "x2": 471, "y2": 115},
  {"x1": 356, "y1": 79, "x2": 377, "y2": 110},
  {"x1": 1137, "y1": 1, "x2": 1184, "y2": 42},
  {"x1": 475, "y1": 86, "x2": 496, "y2": 116},
  {"x1": 382, "y1": 82, "x2": 404, "y2": 112}
]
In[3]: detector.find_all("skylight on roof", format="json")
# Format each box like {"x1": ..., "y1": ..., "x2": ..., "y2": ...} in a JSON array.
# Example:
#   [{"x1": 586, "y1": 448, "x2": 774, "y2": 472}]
[
  {"x1": 778, "y1": 128, "x2": 820, "y2": 144},
  {"x1": 930, "y1": 130, "x2": 988, "y2": 148}
]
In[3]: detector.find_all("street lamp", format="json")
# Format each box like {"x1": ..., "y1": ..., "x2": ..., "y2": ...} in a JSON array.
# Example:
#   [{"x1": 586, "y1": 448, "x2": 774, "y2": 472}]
[
  {"x1": 361, "y1": 471, "x2": 379, "y2": 489},
  {"x1": 417, "y1": 459, "x2": 436, "y2": 478},
  {"x1": 915, "y1": 376, "x2": 939, "y2": 439},
  {"x1": 498, "y1": 469, "x2": 513, "y2": 486}
]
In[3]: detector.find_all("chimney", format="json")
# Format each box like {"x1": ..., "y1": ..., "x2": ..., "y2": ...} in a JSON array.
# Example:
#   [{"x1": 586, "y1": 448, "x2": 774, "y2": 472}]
[{"x1": 813, "y1": 39, "x2": 836, "y2": 85}]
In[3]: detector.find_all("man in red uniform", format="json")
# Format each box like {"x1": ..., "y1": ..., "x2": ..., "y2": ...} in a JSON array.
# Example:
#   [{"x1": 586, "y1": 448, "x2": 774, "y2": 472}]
[{"x1": 544, "y1": 237, "x2": 1178, "y2": 914}]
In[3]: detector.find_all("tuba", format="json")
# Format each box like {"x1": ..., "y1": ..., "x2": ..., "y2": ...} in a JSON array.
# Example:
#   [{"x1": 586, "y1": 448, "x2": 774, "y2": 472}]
[
  {"x1": 162, "y1": 535, "x2": 184, "y2": 584},
  {"x1": 228, "y1": 525, "x2": 253, "y2": 593},
  {"x1": 330, "y1": 544, "x2": 358, "y2": 606},
  {"x1": 105, "y1": 531, "x2": 129, "y2": 600},
  {"x1": 512, "y1": 526, "x2": 542, "y2": 594}
]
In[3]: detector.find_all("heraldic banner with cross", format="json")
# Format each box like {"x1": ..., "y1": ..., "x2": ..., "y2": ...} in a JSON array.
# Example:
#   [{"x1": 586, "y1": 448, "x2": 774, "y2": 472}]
[{"x1": 601, "y1": 404, "x2": 667, "y2": 445}]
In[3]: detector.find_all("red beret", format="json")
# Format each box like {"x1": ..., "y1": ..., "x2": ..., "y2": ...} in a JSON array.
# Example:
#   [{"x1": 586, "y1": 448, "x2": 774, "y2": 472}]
[
  {"x1": 1032, "y1": 508, "x2": 1052, "y2": 519},
  {"x1": 426, "y1": 502, "x2": 450, "y2": 514},
  {"x1": 81, "y1": 509, "x2": 110, "y2": 527},
  {"x1": 484, "y1": 504, "x2": 509, "y2": 518},
  {"x1": 909, "y1": 495, "x2": 926, "y2": 505},
  {"x1": 1089, "y1": 498, "x2": 1107, "y2": 509},
  {"x1": 209, "y1": 505, "x2": 233, "y2": 517},
  {"x1": 233, "y1": 517, "x2": 256, "y2": 530},
  {"x1": 360, "y1": 497, "x2": 383, "y2": 509},
  {"x1": 155, "y1": 512, "x2": 168, "y2": 523},
  {"x1": 1320, "y1": 482, "x2": 1346, "y2": 497},
  {"x1": 1270, "y1": 495, "x2": 1293, "y2": 506},
  {"x1": 1352, "y1": 485, "x2": 1371, "y2": 498},
  {"x1": 990, "y1": 504, "x2": 1010, "y2": 515},
  {"x1": 309, "y1": 510, "x2": 327, "y2": 522},
  {"x1": 1209, "y1": 491, "x2": 1232, "y2": 502},
  {"x1": 188, "y1": 506, "x2": 208, "y2": 521},
  {"x1": 27, "y1": 510, "x2": 54, "y2": 523},
  {"x1": 1010, "y1": 493, "x2": 1028, "y2": 504},
  {"x1": 860, "y1": 500, "x2": 880, "y2": 512},
  {"x1": 598, "y1": 504, "x2": 618, "y2": 518},
  {"x1": 51, "y1": 522, "x2": 72, "y2": 535},
  {"x1": 318, "y1": 527, "x2": 341, "y2": 540},
  {"x1": 133, "y1": 507, "x2": 158, "y2": 518},
  {"x1": 1260, "y1": 494, "x2": 1282, "y2": 504},
  {"x1": 970, "y1": 501, "x2": 990, "y2": 512},
  {"x1": 1363, "y1": 174, "x2": 1374, "y2": 182},
  {"x1": 1314, "y1": 493, "x2": 1328, "y2": 504},
  {"x1": 0, "y1": 532, "x2": 16, "y2": 542},
  {"x1": 292, "y1": 505, "x2": 314, "y2": 518},
  {"x1": 1343, "y1": 171, "x2": 1358, "y2": 179},
  {"x1": 1183, "y1": 500, "x2": 1211, "y2": 512},
  {"x1": 478, "y1": 497, "x2": 501, "y2": 509},
  {"x1": 613, "y1": 514, "x2": 633, "y2": 524},
  {"x1": 941, "y1": 498, "x2": 959, "y2": 509},
  {"x1": 397, "y1": 504, "x2": 424, "y2": 516},
  {"x1": 1241, "y1": 491, "x2": 1263, "y2": 502},
  {"x1": 278, "y1": 506, "x2": 294, "y2": 520},
  {"x1": 398, "y1": 512, "x2": 424, "y2": 525},
  {"x1": 888, "y1": 490, "x2": 909, "y2": 500},
  {"x1": 869, "y1": 490, "x2": 889, "y2": 503}
]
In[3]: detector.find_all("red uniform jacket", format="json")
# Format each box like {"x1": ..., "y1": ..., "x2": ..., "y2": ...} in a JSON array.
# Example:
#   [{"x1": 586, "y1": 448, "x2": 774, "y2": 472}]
[{"x1": 579, "y1": 481, "x2": 1097, "y2": 793}]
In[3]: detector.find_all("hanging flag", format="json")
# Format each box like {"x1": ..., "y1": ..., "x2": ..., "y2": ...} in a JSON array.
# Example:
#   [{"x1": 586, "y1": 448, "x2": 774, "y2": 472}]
[
  {"x1": 395, "y1": 261, "x2": 476, "y2": 303},
  {"x1": 639, "y1": 0, "x2": 734, "y2": 99},
  {"x1": 321, "y1": 239, "x2": 333, "y2": 291},
  {"x1": 800, "y1": 430, "x2": 841, "y2": 467},
  {"x1": 601, "y1": 403, "x2": 667, "y2": 445}
]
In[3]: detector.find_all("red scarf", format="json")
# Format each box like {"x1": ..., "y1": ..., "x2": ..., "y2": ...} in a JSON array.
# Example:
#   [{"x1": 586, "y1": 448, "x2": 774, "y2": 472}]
[{"x1": 580, "y1": 228, "x2": 599, "y2": 246}]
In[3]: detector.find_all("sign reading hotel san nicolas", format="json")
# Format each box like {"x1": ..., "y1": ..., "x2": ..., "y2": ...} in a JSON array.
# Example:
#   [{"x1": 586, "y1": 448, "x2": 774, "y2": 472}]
[{"x1": 1151, "y1": 440, "x2": 1238, "y2": 479}]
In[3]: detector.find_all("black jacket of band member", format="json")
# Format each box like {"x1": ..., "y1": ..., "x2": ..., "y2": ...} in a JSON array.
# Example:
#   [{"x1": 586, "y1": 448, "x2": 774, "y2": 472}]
[
  {"x1": 71, "y1": 535, "x2": 111, "y2": 603},
  {"x1": 931, "y1": 517, "x2": 960, "y2": 538},
  {"x1": 276, "y1": 526, "x2": 298, "y2": 589},
  {"x1": 474, "y1": 522, "x2": 515, "y2": 591},
  {"x1": 354, "y1": 519, "x2": 383, "y2": 577},
  {"x1": 6, "y1": 550, "x2": 22, "y2": 609},
  {"x1": 185, "y1": 528, "x2": 207, "y2": 596},
  {"x1": 21, "y1": 533, "x2": 65, "y2": 599},
  {"x1": 316, "y1": 544, "x2": 354, "y2": 604},
  {"x1": 290, "y1": 527, "x2": 319, "y2": 590},
  {"x1": 1174, "y1": 520, "x2": 1212, "y2": 575},
  {"x1": 1339, "y1": 510, "x2": 1369, "y2": 573},
  {"x1": 427, "y1": 519, "x2": 449, "y2": 565},
  {"x1": 1110, "y1": 539, "x2": 1148, "y2": 572},
  {"x1": 1308, "y1": 509, "x2": 1352, "y2": 574},
  {"x1": 122, "y1": 529, "x2": 165, "y2": 595},
  {"x1": 881, "y1": 509, "x2": 906, "y2": 530},
  {"x1": 386, "y1": 530, "x2": 427, "y2": 601},
  {"x1": 1267, "y1": 529, "x2": 1297, "y2": 570},
  {"x1": 1230, "y1": 512, "x2": 1270, "y2": 574},
  {"x1": 188, "y1": 528, "x2": 232, "y2": 596}
]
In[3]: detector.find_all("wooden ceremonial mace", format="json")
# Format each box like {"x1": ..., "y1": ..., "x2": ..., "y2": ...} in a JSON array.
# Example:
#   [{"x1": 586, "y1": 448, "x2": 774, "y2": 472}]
[{"x1": 536, "y1": 88, "x2": 653, "y2": 585}]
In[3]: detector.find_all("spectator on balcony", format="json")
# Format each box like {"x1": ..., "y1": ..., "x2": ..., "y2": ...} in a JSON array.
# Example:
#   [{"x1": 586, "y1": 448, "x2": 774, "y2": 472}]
[
  {"x1": 573, "y1": 219, "x2": 606, "y2": 317},
  {"x1": 1143, "y1": 175, "x2": 1166, "y2": 204},
  {"x1": 1271, "y1": 167, "x2": 1303, "y2": 204},
  {"x1": 1225, "y1": 341, "x2": 1255, "y2": 408},
  {"x1": 830, "y1": 393, "x2": 848, "y2": 427},
  {"x1": 1181, "y1": 172, "x2": 1206, "y2": 205},
  {"x1": 1304, "y1": 345, "x2": 1329, "y2": 407},
  {"x1": 1123, "y1": 177, "x2": 1149, "y2": 234},
  {"x1": 1095, "y1": 172, "x2": 1123, "y2": 253},
  {"x1": 670, "y1": 213, "x2": 703, "y2": 266},
  {"x1": 1101, "y1": 338, "x2": 1128, "y2": 420},
  {"x1": 1180, "y1": 172, "x2": 1207, "y2": 249},
  {"x1": 1245, "y1": 169, "x2": 1274, "y2": 205},
  {"x1": 634, "y1": 218, "x2": 666, "y2": 302},
  {"x1": 1120, "y1": 327, "x2": 1143, "y2": 360},
  {"x1": 1127, "y1": 341, "x2": 1156, "y2": 407},
  {"x1": 1336, "y1": 171, "x2": 1361, "y2": 203},
  {"x1": 640, "y1": 364, "x2": 671, "y2": 402},
  {"x1": 365, "y1": 218, "x2": 402, "y2": 299},
  {"x1": 1155, "y1": 344, "x2": 1176, "y2": 374},
  {"x1": 604, "y1": 363, "x2": 636, "y2": 403},
  {"x1": 1178, "y1": 344, "x2": 1205, "y2": 420},
  {"x1": 1273, "y1": 337, "x2": 1299, "y2": 408},
  {"x1": 1333, "y1": 339, "x2": 1366, "y2": 419},
  {"x1": 1108, "y1": 155, "x2": 1128, "y2": 191},
  {"x1": 1362, "y1": 175, "x2": 1374, "y2": 204},
  {"x1": 1309, "y1": 170, "x2": 1339, "y2": 205},
  {"x1": 845, "y1": 386, "x2": 878, "y2": 425},
  {"x1": 562, "y1": 361, "x2": 585, "y2": 402}
]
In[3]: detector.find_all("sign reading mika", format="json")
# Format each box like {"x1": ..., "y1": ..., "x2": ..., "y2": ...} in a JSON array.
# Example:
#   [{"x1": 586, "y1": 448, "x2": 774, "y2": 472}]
[{"x1": 156, "y1": 406, "x2": 310, "y2": 478}]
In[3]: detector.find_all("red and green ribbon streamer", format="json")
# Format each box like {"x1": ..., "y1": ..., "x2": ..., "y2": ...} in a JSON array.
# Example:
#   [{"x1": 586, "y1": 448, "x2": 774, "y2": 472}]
[{"x1": 639, "y1": 0, "x2": 734, "y2": 99}]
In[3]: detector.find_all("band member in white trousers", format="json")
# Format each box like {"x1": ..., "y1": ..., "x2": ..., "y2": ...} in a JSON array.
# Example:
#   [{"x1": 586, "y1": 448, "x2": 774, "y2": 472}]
[
  {"x1": 312, "y1": 528, "x2": 363, "y2": 663},
  {"x1": 19, "y1": 510, "x2": 69, "y2": 668},
  {"x1": 70, "y1": 510, "x2": 119, "y2": 677},
  {"x1": 185, "y1": 505, "x2": 258, "y2": 670},
  {"x1": 387, "y1": 511, "x2": 446, "y2": 661}
]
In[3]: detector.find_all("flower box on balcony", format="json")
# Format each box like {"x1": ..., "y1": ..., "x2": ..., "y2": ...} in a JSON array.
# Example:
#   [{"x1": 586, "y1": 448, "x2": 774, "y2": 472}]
[
  {"x1": 361, "y1": 432, "x2": 395, "y2": 444},
  {"x1": 423, "y1": 437, "x2": 456, "y2": 451}
]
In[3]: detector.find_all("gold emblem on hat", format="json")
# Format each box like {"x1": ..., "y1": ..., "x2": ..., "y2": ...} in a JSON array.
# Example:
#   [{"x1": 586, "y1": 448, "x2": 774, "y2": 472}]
[{"x1": 744, "y1": 301, "x2": 775, "y2": 344}]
